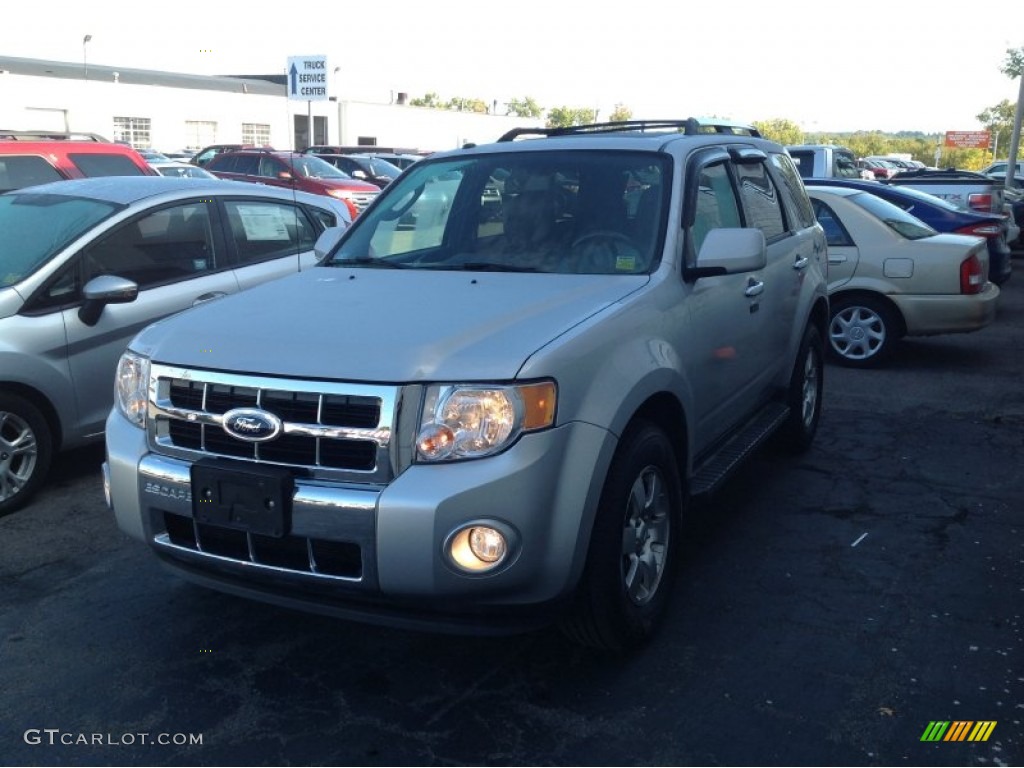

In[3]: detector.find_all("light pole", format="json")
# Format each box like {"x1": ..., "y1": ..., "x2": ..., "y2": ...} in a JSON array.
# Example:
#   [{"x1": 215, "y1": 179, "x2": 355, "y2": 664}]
[{"x1": 82, "y1": 34, "x2": 92, "y2": 81}]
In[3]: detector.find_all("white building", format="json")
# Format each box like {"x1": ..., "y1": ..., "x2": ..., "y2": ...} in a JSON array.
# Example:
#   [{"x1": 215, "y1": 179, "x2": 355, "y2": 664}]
[{"x1": 0, "y1": 56, "x2": 528, "y2": 154}]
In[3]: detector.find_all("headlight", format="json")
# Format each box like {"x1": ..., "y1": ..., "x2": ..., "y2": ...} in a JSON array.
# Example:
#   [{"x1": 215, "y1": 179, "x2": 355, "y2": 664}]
[
  {"x1": 415, "y1": 381, "x2": 556, "y2": 462},
  {"x1": 115, "y1": 351, "x2": 150, "y2": 428}
]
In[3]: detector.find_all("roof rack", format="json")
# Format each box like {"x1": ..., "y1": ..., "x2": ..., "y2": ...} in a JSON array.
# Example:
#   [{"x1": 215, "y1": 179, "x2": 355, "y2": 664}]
[
  {"x1": 497, "y1": 118, "x2": 761, "y2": 143},
  {"x1": 0, "y1": 130, "x2": 111, "y2": 142}
]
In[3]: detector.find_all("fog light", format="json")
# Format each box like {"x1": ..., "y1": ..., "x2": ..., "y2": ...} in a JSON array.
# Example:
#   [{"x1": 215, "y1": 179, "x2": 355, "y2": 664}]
[{"x1": 449, "y1": 525, "x2": 508, "y2": 572}]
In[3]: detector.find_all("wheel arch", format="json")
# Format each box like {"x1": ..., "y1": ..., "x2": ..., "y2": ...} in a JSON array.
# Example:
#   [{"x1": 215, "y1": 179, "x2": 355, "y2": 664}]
[
  {"x1": 0, "y1": 383, "x2": 63, "y2": 450},
  {"x1": 829, "y1": 288, "x2": 907, "y2": 337}
]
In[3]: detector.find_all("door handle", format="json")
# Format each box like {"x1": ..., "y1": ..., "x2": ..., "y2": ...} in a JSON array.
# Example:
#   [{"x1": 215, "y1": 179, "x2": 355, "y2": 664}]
[
  {"x1": 828, "y1": 255, "x2": 847, "y2": 264},
  {"x1": 793, "y1": 255, "x2": 810, "y2": 270},
  {"x1": 192, "y1": 291, "x2": 227, "y2": 307},
  {"x1": 744, "y1": 278, "x2": 764, "y2": 297}
]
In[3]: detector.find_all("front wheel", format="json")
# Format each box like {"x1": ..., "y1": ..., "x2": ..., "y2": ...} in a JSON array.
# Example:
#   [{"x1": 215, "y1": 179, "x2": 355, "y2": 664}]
[
  {"x1": 560, "y1": 420, "x2": 683, "y2": 651},
  {"x1": 0, "y1": 393, "x2": 53, "y2": 516}
]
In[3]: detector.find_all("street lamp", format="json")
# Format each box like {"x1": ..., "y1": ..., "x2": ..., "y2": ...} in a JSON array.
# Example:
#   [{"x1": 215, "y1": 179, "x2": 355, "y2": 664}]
[{"x1": 83, "y1": 34, "x2": 92, "y2": 81}]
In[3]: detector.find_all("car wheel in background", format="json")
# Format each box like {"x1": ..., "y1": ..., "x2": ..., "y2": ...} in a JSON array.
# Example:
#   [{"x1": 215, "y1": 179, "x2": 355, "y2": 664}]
[
  {"x1": 828, "y1": 294, "x2": 901, "y2": 368},
  {"x1": 0, "y1": 393, "x2": 53, "y2": 516}
]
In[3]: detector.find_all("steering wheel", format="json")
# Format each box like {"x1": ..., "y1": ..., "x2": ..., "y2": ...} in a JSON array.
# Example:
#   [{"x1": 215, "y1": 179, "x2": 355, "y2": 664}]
[
  {"x1": 571, "y1": 229, "x2": 635, "y2": 249},
  {"x1": 570, "y1": 230, "x2": 638, "y2": 273}
]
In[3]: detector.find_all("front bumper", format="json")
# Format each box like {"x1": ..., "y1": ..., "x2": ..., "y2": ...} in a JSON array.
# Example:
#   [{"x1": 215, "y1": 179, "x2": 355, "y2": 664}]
[{"x1": 105, "y1": 409, "x2": 616, "y2": 632}]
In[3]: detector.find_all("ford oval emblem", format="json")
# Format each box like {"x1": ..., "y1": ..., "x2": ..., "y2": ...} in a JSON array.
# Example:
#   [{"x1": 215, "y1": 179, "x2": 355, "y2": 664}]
[{"x1": 222, "y1": 408, "x2": 283, "y2": 443}]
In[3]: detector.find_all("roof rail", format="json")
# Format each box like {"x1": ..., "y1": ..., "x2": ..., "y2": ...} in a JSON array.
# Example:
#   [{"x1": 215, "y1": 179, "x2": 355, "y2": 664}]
[
  {"x1": 0, "y1": 130, "x2": 111, "y2": 142},
  {"x1": 497, "y1": 118, "x2": 761, "y2": 143}
]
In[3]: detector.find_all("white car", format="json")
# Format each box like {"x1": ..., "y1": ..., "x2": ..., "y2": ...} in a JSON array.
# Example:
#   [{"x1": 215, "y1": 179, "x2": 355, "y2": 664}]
[
  {"x1": 807, "y1": 186, "x2": 1000, "y2": 367},
  {"x1": 149, "y1": 161, "x2": 217, "y2": 179}
]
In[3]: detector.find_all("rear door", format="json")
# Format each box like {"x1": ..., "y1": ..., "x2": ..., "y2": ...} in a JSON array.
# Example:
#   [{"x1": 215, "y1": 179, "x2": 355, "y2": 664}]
[{"x1": 219, "y1": 198, "x2": 324, "y2": 289}]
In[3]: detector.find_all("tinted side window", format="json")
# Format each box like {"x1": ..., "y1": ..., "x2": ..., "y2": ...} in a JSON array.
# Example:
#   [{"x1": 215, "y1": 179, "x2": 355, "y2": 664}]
[
  {"x1": 0, "y1": 156, "x2": 66, "y2": 191},
  {"x1": 811, "y1": 199, "x2": 854, "y2": 247},
  {"x1": 788, "y1": 151, "x2": 813, "y2": 179},
  {"x1": 691, "y1": 162, "x2": 742, "y2": 256},
  {"x1": 82, "y1": 202, "x2": 218, "y2": 288},
  {"x1": 735, "y1": 163, "x2": 786, "y2": 241},
  {"x1": 224, "y1": 200, "x2": 317, "y2": 264},
  {"x1": 770, "y1": 153, "x2": 816, "y2": 230},
  {"x1": 68, "y1": 153, "x2": 147, "y2": 177},
  {"x1": 232, "y1": 154, "x2": 261, "y2": 175}
]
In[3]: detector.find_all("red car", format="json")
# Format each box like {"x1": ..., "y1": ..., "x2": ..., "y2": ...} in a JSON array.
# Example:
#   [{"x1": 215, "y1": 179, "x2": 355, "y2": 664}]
[
  {"x1": 0, "y1": 135, "x2": 156, "y2": 192},
  {"x1": 205, "y1": 149, "x2": 379, "y2": 218}
]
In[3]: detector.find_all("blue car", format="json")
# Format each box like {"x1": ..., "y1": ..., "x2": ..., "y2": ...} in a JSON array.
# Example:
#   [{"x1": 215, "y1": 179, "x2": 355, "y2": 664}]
[{"x1": 803, "y1": 178, "x2": 1012, "y2": 286}]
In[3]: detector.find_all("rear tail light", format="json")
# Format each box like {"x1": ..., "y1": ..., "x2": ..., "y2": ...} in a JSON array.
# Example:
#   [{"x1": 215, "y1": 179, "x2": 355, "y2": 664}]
[
  {"x1": 967, "y1": 192, "x2": 993, "y2": 213},
  {"x1": 954, "y1": 223, "x2": 1001, "y2": 239},
  {"x1": 959, "y1": 254, "x2": 985, "y2": 295}
]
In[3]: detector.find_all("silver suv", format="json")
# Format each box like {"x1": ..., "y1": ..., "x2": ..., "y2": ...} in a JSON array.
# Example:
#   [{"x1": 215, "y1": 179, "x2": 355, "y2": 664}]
[
  {"x1": 105, "y1": 120, "x2": 829, "y2": 650},
  {"x1": 0, "y1": 177, "x2": 350, "y2": 514}
]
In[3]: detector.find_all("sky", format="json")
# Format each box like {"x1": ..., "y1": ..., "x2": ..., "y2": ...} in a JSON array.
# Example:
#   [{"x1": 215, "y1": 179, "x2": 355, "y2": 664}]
[{"x1": 3, "y1": 0, "x2": 1022, "y2": 135}]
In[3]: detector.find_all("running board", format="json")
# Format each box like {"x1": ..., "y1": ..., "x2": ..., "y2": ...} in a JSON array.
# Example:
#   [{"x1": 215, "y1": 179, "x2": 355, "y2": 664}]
[{"x1": 690, "y1": 402, "x2": 790, "y2": 497}]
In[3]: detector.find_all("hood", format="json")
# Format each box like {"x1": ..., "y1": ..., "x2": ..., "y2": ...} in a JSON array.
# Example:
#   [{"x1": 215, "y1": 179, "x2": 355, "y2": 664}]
[{"x1": 135, "y1": 268, "x2": 648, "y2": 381}]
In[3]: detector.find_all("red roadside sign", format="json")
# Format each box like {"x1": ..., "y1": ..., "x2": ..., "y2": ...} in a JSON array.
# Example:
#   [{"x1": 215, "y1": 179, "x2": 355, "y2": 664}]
[{"x1": 943, "y1": 131, "x2": 990, "y2": 149}]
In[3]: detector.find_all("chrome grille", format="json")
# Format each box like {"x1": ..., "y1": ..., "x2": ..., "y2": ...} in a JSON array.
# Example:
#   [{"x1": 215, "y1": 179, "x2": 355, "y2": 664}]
[
  {"x1": 349, "y1": 190, "x2": 378, "y2": 213},
  {"x1": 148, "y1": 364, "x2": 398, "y2": 483}
]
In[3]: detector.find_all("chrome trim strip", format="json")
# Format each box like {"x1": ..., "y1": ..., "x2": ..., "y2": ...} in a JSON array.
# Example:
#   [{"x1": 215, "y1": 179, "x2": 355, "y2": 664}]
[{"x1": 153, "y1": 533, "x2": 362, "y2": 583}]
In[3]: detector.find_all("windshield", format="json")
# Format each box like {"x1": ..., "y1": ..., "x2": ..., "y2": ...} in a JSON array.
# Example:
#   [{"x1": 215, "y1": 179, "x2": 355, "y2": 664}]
[
  {"x1": 0, "y1": 192, "x2": 122, "y2": 287},
  {"x1": 850, "y1": 192, "x2": 937, "y2": 240},
  {"x1": 326, "y1": 150, "x2": 669, "y2": 275},
  {"x1": 290, "y1": 155, "x2": 349, "y2": 180}
]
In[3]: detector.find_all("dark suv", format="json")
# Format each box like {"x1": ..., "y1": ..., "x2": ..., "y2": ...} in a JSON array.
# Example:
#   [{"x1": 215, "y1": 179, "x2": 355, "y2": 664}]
[
  {"x1": 0, "y1": 135, "x2": 156, "y2": 192},
  {"x1": 206, "y1": 149, "x2": 379, "y2": 218},
  {"x1": 307, "y1": 153, "x2": 402, "y2": 188}
]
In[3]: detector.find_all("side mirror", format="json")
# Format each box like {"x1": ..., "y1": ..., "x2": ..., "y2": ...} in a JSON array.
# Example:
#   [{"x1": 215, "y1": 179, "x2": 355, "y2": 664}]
[
  {"x1": 688, "y1": 228, "x2": 767, "y2": 279},
  {"x1": 277, "y1": 171, "x2": 294, "y2": 181},
  {"x1": 313, "y1": 226, "x2": 346, "y2": 261},
  {"x1": 79, "y1": 274, "x2": 139, "y2": 326},
  {"x1": 352, "y1": 170, "x2": 368, "y2": 179}
]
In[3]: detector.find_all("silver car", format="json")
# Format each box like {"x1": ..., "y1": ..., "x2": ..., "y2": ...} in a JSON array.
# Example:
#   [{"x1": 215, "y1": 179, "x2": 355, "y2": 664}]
[{"x1": 0, "y1": 176, "x2": 350, "y2": 514}]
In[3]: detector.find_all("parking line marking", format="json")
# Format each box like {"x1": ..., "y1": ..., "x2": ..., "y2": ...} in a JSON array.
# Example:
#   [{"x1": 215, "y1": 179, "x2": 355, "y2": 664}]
[{"x1": 851, "y1": 532, "x2": 869, "y2": 547}]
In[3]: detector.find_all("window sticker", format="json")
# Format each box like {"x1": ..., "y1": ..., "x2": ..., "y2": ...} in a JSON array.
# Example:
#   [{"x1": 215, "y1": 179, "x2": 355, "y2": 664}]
[{"x1": 235, "y1": 205, "x2": 291, "y2": 241}]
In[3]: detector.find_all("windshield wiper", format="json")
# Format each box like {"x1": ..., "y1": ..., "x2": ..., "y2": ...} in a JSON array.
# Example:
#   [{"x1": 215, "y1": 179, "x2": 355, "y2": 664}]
[
  {"x1": 330, "y1": 256, "x2": 406, "y2": 269},
  {"x1": 457, "y1": 262, "x2": 539, "y2": 273}
]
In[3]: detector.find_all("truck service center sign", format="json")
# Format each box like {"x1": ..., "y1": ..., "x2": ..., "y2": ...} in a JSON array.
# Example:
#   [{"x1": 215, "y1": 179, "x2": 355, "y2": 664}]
[
  {"x1": 287, "y1": 55, "x2": 328, "y2": 101},
  {"x1": 943, "y1": 131, "x2": 990, "y2": 149}
]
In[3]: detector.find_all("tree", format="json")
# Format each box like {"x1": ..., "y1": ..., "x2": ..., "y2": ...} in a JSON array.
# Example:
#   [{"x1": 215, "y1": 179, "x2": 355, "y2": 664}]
[
  {"x1": 410, "y1": 92, "x2": 443, "y2": 108},
  {"x1": 751, "y1": 118, "x2": 803, "y2": 145},
  {"x1": 447, "y1": 97, "x2": 488, "y2": 113},
  {"x1": 506, "y1": 97, "x2": 543, "y2": 119},
  {"x1": 609, "y1": 104, "x2": 632, "y2": 122},
  {"x1": 1001, "y1": 46, "x2": 1024, "y2": 78},
  {"x1": 546, "y1": 106, "x2": 597, "y2": 128},
  {"x1": 976, "y1": 100, "x2": 1017, "y2": 157}
]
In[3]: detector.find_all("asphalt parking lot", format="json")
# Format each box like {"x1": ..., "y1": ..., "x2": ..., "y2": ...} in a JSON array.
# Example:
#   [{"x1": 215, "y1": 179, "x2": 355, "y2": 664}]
[{"x1": 1, "y1": 271, "x2": 1021, "y2": 767}]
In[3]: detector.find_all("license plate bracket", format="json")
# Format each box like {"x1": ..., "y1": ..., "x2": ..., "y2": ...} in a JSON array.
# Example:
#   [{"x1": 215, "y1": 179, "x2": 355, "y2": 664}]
[{"x1": 191, "y1": 459, "x2": 293, "y2": 538}]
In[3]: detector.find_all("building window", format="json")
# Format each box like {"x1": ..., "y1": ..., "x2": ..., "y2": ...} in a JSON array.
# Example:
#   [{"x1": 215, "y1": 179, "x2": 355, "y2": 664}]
[
  {"x1": 112, "y1": 117, "x2": 151, "y2": 149},
  {"x1": 242, "y1": 122, "x2": 271, "y2": 147},
  {"x1": 185, "y1": 121, "x2": 217, "y2": 151}
]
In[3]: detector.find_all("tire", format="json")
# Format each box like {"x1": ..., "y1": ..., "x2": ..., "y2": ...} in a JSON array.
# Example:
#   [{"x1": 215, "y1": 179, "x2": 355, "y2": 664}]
[
  {"x1": 828, "y1": 294, "x2": 900, "y2": 368},
  {"x1": 560, "y1": 420, "x2": 683, "y2": 652},
  {"x1": 777, "y1": 324, "x2": 824, "y2": 454},
  {"x1": 0, "y1": 393, "x2": 54, "y2": 516}
]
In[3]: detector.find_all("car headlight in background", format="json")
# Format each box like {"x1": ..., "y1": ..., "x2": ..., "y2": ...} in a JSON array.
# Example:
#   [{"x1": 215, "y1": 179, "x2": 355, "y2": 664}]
[
  {"x1": 415, "y1": 381, "x2": 556, "y2": 462},
  {"x1": 115, "y1": 351, "x2": 150, "y2": 428}
]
